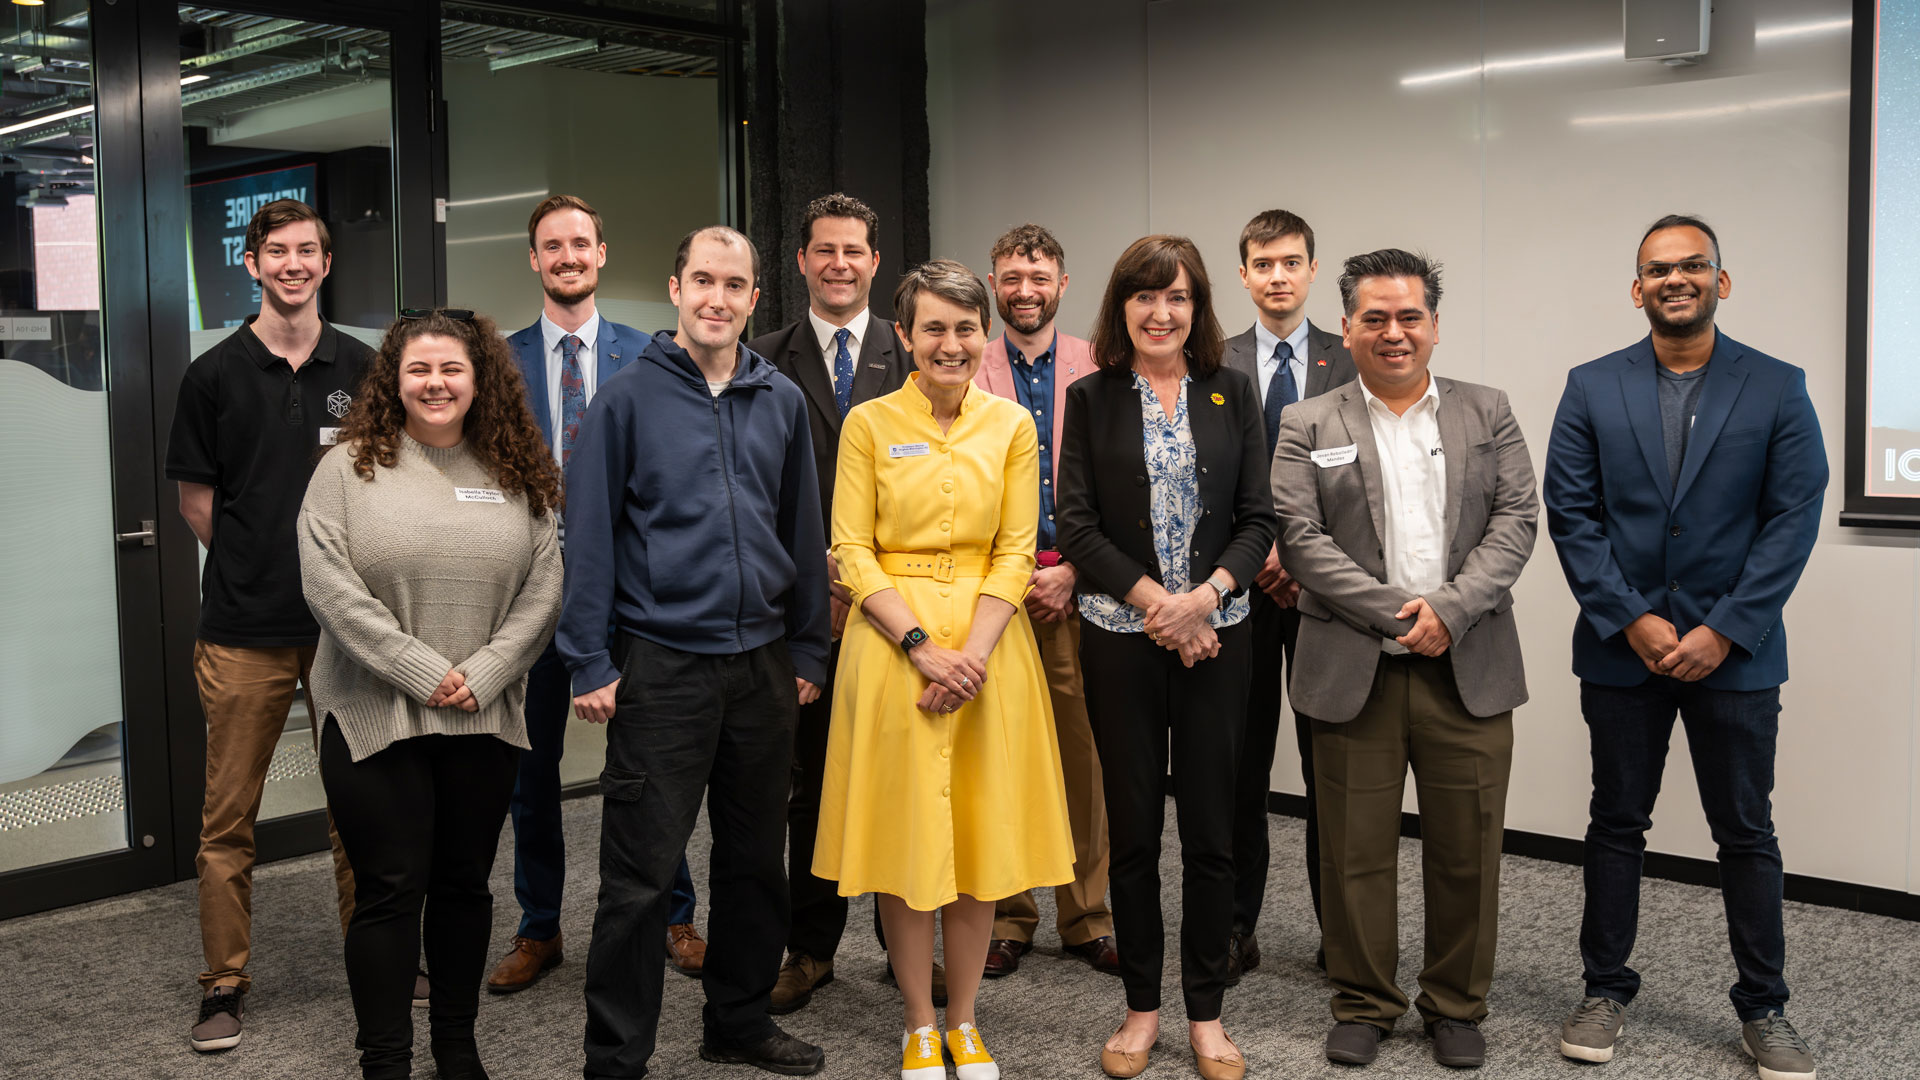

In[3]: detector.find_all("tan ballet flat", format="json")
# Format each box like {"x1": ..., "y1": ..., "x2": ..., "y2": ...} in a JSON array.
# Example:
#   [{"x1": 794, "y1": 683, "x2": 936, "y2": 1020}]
[
  {"x1": 1100, "y1": 1026, "x2": 1156, "y2": 1078},
  {"x1": 1190, "y1": 1033, "x2": 1245, "y2": 1080}
]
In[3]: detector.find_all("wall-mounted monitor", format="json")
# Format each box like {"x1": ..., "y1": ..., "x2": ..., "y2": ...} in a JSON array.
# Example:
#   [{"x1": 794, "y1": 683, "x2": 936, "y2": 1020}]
[{"x1": 185, "y1": 163, "x2": 319, "y2": 332}]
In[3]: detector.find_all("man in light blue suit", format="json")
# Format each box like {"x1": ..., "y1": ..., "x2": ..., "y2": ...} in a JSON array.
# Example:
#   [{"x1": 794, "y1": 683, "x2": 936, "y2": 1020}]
[
  {"x1": 487, "y1": 195, "x2": 704, "y2": 993},
  {"x1": 1544, "y1": 215, "x2": 1824, "y2": 1080}
]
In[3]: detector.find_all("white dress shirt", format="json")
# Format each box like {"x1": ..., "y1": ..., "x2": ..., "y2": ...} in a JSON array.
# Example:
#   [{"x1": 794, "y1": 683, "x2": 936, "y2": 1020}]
[
  {"x1": 808, "y1": 306, "x2": 871, "y2": 392},
  {"x1": 540, "y1": 310, "x2": 602, "y2": 466},
  {"x1": 1360, "y1": 374, "x2": 1446, "y2": 654},
  {"x1": 1253, "y1": 318, "x2": 1312, "y2": 407}
]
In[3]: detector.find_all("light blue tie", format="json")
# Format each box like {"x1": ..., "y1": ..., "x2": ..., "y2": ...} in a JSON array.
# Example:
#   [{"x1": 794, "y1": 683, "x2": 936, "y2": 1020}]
[{"x1": 832, "y1": 327, "x2": 854, "y2": 417}]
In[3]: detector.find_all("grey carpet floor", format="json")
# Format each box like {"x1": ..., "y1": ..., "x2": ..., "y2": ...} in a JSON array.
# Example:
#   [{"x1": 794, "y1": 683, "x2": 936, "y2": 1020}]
[{"x1": 2, "y1": 797, "x2": 1913, "y2": 1079}]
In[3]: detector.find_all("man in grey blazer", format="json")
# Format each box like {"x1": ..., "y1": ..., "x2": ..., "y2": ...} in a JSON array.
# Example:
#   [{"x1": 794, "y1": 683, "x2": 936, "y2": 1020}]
[
  {"x1": 1273, "y1": 249, "x2": 1537, "y2": 1070},
  {"x1": 1220, "y1": 209, "x2": 1356, "y2": 982}
]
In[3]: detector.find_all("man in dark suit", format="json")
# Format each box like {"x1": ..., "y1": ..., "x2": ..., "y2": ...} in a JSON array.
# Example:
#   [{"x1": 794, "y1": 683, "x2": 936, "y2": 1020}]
[
  {"x1": 746, "y1": 192, "x2": 913, "y2": 1013},
  {"x1": 488, "y1": 195, "x2": 704, "y2": 993},
  {"x1": 1220, "y1": 209, "x2": 1356, "y2": 983},
  {"x1": 1544, "y1": 215, "x2": 1824, "y2": 1080},
  {"x1": 1274, "y1": 249, "x2": 1537, "y2": 1069}
]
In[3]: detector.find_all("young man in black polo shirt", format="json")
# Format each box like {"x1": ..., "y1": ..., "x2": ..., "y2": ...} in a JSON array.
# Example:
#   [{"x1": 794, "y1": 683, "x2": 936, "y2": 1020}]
[{"x1": 165, "y1": 199, "x2": 373, "y2": 1053}]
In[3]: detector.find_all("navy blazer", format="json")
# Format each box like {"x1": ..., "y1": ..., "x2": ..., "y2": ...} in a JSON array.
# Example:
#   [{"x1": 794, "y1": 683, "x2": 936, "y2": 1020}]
[
  {"x1": 1543, "y1": 330, "x2": 1825, "y2": 690},
  {"x1": 507, "y1": 316, "x2": 644, "y2": 448}
]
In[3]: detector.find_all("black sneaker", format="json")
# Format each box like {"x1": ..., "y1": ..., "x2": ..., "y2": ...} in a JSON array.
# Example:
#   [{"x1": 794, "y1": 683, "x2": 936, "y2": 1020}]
[
  {"x1": 699, "y1": 1025, "x2": 826, "y2": 1076},
  {"x1": 189, "y1": 986, "x2": 244, "y2": 1052}
]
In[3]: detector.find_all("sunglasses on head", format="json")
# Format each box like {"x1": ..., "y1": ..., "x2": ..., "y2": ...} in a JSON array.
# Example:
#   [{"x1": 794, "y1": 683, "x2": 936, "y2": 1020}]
[{"x1": 399, "y1": 307, "x2": 475, "y2": 322}]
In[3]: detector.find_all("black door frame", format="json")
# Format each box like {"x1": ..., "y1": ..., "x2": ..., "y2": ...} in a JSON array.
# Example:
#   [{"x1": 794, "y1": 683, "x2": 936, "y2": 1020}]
[{"x1": 1, "y1": 0, "x2": 746, "y2": 921}]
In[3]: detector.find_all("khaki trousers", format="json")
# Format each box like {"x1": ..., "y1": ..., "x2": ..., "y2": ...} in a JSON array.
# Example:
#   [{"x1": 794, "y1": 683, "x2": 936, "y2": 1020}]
[
  {"x1": 1312, "y1": 654, "x2": 1512, "y2": 1028},
  {"x1": 993, "y1": 617, "x2": 1114, "y2": 945},
  {"x1": 193, "y1": 641, "x2": 356, "y2": 990}
]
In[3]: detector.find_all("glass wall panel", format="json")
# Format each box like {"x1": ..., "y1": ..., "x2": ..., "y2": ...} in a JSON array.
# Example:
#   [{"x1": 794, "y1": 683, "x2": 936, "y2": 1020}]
[{"x1": 0, "y1": 6, "x2": 126, "y2": 874}]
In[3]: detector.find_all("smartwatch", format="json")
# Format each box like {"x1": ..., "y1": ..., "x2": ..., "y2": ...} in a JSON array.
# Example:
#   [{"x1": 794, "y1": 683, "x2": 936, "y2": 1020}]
[
  {"x1": 1206, "y1": 577, "x2": 1230, "y2": 609},
  {"x1": 901, "y1": 626, "x2": 930, "y2": 651}
]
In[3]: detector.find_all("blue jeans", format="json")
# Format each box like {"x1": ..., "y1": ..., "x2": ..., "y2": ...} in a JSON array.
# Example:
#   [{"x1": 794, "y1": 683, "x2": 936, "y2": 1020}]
[
  {"x1": 510, "y1": 647, "x2": 696, "y2": 939},
  {"x1": 1578, "y1": 678, "x2": 1787, "y2": 1021}
]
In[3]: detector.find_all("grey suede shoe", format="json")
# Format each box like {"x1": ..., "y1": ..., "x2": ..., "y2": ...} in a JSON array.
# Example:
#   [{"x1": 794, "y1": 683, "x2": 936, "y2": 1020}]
[
  {"x1": 1560, "y1": 996, "x2": 1627, "y2": 1062},
  {"x1": 189, "y1": 986, "x2": 244, "y2": 1052},
  {"x1": 1325, "y1": 1021, "x2": 1385, "y2": 1065},
  {"x1": 1742, "y1": 1014, "x2": 1816, "y2": 1080},
  {"x1": 1428, "y1": 1018, "x2": 1485, "y2": 1068}
]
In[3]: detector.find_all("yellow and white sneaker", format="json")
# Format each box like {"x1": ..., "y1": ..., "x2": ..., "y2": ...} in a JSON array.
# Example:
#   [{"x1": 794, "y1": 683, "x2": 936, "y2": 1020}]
[
  {"x1": 947, "y1": 1022, "x2": 1000, "y2": 1080},
  {"x1": 903, "y1": 1024, "x2": 946, "y2": 1080}
]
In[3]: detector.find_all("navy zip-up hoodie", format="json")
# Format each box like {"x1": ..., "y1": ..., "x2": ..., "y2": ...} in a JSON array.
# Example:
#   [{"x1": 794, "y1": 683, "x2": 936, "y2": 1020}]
[{"x1": 558, "y1": 330, "x2": 830, "y2": 693}]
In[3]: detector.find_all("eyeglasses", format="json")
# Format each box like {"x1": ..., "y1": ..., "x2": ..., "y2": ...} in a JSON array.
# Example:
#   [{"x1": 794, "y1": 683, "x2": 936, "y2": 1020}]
[
  {"x1": 1635, "y1": 259, "x2": 1720, "y2": 282},
  {"x1": 399, "y1": 307, "x2": 475, "y2": 321}
]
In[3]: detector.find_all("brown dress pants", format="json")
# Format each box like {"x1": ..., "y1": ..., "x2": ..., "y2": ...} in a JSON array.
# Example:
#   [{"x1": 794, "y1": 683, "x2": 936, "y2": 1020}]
[
  {"x1": 992, "y1": 617, "x2": 1114, "y2": 946},
  {"x1": 193, "y1": 640, "x2": 356, "y2": 990},
  {"x1": 1311, "y1": 654, "x2": 1512, "y2": 1029}
]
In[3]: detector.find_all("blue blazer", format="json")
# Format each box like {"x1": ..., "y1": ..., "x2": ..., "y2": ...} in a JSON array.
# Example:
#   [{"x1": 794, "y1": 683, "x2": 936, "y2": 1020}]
[
  {"x1": 1543, "y1": 330, "x2": 1825, "y2": 690},
  {"x1": 507, "y1": 316, "x2": 644, "y2": 447}
]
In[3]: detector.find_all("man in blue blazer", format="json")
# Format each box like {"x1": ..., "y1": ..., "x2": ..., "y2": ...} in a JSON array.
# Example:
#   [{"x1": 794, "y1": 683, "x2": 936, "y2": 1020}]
[
  {"x1": 1544, "y1": 215, "x2": 1824, "y2": 1080},
  {"x1": 487, "y1": 195, "x2": 703, "y2": 993}
]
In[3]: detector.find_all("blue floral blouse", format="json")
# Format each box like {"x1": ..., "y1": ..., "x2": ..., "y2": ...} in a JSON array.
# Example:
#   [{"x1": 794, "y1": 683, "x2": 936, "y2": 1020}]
[{"x1": 1079, "y1": 373, "x2": 1250, "y2": 633}]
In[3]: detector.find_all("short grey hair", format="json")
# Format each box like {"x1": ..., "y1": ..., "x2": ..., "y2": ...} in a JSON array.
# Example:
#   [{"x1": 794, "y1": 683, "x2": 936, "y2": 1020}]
[{"x1": 892, "y1": 259, "x2": 992, "y2": 333}]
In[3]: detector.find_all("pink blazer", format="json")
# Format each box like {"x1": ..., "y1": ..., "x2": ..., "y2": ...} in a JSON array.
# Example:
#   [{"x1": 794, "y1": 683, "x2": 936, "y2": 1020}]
[{"x1": 974, "y1": 332, "x2": 1094, "y2": 489}]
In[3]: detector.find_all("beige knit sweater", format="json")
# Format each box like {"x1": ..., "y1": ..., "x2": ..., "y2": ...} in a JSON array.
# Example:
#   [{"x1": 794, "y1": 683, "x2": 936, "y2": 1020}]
[{"x1": 298, "y1": 434, "x2": 562, "y2": 762}]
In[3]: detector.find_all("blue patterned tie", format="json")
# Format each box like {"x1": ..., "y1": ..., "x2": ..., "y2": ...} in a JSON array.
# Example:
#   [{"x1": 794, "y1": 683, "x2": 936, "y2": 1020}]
[
  {"x1": 559, "y1": 333, "x2": 586, "y2": 466},
  {"x1": 832, "y1": 327, "x2": 854, "y2": 417},
  {"x1": 1263, "y1": 340, "x2": 1298, "y2": 455}
]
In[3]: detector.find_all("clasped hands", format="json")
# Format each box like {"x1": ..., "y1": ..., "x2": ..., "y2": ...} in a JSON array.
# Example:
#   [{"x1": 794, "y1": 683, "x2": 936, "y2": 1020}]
[
  {"x1": 1142, "y1": 586, "x2": 1222, "y2": 668},
  {"x1": 1623, "y1": 612, "x2": 1731, "y2": 682},
  {"x1": 912, "y1": 643, "x2": 988, "y2": 715}
]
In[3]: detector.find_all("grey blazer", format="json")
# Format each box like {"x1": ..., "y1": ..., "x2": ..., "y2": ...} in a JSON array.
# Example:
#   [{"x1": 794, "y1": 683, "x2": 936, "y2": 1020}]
[
  {"x1": 1272, "y1": 376, "x2": 1539, "y2": 723},
  {"x1": 1222, "y1": 319, "x2": 1357, "y2": 409}
]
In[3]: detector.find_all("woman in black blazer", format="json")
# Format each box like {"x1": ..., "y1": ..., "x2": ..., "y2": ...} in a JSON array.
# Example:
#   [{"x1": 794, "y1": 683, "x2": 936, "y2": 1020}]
[{"x1": 1057, "y1": 235, "x2": 1276, "y2": 1080}]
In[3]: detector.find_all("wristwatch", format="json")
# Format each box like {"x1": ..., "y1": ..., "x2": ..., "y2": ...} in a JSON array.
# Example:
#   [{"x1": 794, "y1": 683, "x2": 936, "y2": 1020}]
[
  {"x1": 900, "y1": 627, "x2": 930, "y2": 651},
  {"x1": 1206, "y1": 577, "x2": 1230, "y2": 609}
]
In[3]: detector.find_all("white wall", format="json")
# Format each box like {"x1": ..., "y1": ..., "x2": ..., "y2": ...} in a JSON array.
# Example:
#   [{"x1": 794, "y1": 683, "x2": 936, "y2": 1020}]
[{"x1": 929, "y1": 0, "x2": 1920, "y2": 894}]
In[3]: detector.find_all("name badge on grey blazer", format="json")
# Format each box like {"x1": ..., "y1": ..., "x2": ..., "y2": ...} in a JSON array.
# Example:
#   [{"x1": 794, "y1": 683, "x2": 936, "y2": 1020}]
[{"x1": 1311, "y1": 444, "x2": 1358, "y2": 468}]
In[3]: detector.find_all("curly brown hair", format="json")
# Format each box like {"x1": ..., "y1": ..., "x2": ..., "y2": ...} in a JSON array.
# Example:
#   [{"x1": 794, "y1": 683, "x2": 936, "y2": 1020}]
[{"x1": 336, "y1": 310, "x2": 562, "y2": 517}]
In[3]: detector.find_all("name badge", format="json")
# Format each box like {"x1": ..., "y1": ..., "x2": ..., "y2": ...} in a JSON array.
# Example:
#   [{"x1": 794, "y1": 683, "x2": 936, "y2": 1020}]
[
  {"x1": 1310, "y1": 444, "x2": 1359, "y2": 468},
  {"x1": 455, "y1": 487, "x2": 506, "y2": 504},
  {"x1": 889, "y1": 442, "x2": 931, "y2": 459},
  {"x1": 318, "y1": 427, "x2": 340, "y2": 446}
]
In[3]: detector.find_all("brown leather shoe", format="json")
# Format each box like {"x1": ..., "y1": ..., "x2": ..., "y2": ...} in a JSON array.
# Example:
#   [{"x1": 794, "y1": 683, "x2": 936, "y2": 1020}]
[
  {"x1": 1191, "y1": 1032, "x2": 1247, "y2": 1080},
  {"x1": 1100, "y1": 1024, "x2": 1156, "y2": 1079},
  {"x1": 1064, "y1": 935, "x2": 1121, "y2": 976},
  {"x1": 667, "y1": 923, "x2": 707, "y2": 977},
  {"x1": 769, "y1": 952, "x2": 834, "y2": 1015},
  {"x1": 982, "y1": 938, "x2": 1030, "y2": 978},
  {"x1": 486, "y1": 933, "x2": 563, "y2": 994}
]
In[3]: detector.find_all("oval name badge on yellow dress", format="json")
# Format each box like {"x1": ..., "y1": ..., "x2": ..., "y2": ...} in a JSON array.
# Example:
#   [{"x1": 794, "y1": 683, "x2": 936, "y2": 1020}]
[{"x1": 1210, "y1": 392, "x2": 1225, "y2": 405}]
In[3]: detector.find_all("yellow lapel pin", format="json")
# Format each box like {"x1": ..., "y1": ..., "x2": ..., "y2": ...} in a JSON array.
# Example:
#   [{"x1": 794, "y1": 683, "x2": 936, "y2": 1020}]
[{"x1": 1210, "y1": 392, "x2": 1225, "y2": 405}]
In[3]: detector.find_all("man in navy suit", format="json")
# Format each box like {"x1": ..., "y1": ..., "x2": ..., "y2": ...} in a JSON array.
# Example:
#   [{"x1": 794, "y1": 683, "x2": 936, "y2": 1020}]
[
  {"x1": 1544, "y1": 215, "x2": 1824, "y2": 1080},
  {"x1": 486, "y1": 195, "x2": 703, "y2": 993}
]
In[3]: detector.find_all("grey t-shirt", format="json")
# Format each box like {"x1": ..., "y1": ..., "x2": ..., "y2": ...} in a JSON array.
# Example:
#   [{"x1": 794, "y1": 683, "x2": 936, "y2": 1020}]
[{"x1": 1657, "y1": 362, "x2": 1710, "y2": 487}]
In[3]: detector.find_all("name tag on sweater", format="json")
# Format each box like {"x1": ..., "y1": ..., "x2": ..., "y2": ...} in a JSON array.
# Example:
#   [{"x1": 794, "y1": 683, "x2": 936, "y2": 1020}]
[
  {"x1": 455, "y1": 487, "x2": 506, "y2": 504},
  {"x1": 1311, "y1": 444, "x2": 1358, "y2": 468},
  {"x1": 889, "y1": 443, "x2": 930, "y2": 458},
  {"x1": 319, "y1": 427, "x2": 340, "y2": 446}
]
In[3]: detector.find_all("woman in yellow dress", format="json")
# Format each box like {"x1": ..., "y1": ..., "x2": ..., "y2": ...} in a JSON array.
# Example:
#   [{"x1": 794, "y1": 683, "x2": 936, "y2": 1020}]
[{"x1": 815, "y1": 259, "x2": 1074, "y2": 1080}]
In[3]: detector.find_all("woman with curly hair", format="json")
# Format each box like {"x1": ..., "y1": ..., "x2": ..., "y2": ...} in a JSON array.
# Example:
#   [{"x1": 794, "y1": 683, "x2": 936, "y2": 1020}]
[{"x1": 298, "y1": 308, "x2": 563, "y2": 1080}]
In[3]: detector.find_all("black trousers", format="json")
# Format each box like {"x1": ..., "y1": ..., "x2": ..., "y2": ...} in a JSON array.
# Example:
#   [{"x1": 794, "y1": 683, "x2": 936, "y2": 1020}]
[
  {"x1": 1081, "y1": 618, "x2": 1250, "y2": 1021},
  {"x1": 1231, "y1": 589, "x2": 1320, "y2": 934},
  {"x1": 319, "y1": 719, "x2": 519, "y2": 1080},
  {"x1": 583, "y1": 635, "x2": 799, "y2": 1080},
  {"x1": 785, "y1": 641, "x2": 849, "y2": 960}
]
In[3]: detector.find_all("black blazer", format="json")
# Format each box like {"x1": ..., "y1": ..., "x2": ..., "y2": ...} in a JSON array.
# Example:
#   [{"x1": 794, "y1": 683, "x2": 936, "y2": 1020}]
[
  {"x1": 747, "y1": 314, "x2": 912, "y2": 513},
  {"x1": 1057, "y1": 364, "x2": 1277, "y2": 603}
]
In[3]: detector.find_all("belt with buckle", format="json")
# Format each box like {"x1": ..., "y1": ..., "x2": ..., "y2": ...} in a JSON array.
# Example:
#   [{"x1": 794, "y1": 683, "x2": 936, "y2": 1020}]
[{"x1": 875, "y1": 552, "x2": 992, "y2": 583}]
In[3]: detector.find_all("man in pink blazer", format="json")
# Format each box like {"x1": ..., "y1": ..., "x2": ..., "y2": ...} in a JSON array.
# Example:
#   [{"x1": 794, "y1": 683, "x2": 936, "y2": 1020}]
[{"x1": 973, "y1": 223, "x2": 1118, "y2": 979}]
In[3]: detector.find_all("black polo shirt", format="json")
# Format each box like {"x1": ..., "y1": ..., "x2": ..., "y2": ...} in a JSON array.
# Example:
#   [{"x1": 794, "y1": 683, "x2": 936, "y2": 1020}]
[{"x1": 165, "y1": 316, "x2": 373, "y2": 647}]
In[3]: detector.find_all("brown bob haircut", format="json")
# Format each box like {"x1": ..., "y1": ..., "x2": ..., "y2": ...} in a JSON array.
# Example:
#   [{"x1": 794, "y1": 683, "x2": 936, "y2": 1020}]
[
  {"x1": 892, "y1": 258, "x2": 992, "y2": 335},
  {"x1": 527, "y1": 194, "x2": 604, "y2": 248},
  {"x1": 1090, "y1": 235, "x2": 1225, "y2": 375},
  {"x1": 245, "y1": 199, "x2": 331, "y2": 260}
]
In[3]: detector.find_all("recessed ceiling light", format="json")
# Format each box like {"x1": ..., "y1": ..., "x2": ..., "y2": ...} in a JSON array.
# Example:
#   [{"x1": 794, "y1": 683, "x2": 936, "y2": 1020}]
[{"x1": 12, "y1": 1, "x2": 49, "y2": 8}]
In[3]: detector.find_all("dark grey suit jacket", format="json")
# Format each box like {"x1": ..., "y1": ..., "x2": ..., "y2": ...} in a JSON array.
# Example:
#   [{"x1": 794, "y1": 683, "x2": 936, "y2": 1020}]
[
  {"x1": 747, "y1": 314, "x2": 912, "y2": 513},
  {"x1": 1222, "y1": 319, "x2": 1357, "y2": 414},
  {"x1": 1273, "y1": 376, "x2": 1539, "y2": 723}
]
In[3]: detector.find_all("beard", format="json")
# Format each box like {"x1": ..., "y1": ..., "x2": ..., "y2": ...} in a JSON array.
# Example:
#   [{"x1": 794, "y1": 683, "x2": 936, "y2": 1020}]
[
  {"x1": 1644, "y1": 286, "x2": 1718, "y2": 336},
  {"x1": 997, "y1": 292, "x2": 1059, "y2": 335},
  {"x1": 543, "y1": 267, "x2": 596, "y2": 305}
]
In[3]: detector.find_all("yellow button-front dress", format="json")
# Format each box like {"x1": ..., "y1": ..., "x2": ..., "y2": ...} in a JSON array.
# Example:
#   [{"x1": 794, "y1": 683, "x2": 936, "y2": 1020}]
[{"x1": 814, "y1": 374, "x2": 1075, "y2": 911}]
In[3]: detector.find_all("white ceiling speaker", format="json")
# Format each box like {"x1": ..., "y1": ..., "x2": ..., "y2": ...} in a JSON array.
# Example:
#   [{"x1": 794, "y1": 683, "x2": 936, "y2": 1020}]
[{"x1": 1625, "y1": 0, "x2": 1711, "y2": 65}]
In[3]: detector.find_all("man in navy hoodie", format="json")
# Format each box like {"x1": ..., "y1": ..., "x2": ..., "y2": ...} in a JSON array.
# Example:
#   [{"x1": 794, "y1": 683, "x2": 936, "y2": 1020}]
[{"x1": 561, "y1": 225, "x2": 831, "y2": 1079}]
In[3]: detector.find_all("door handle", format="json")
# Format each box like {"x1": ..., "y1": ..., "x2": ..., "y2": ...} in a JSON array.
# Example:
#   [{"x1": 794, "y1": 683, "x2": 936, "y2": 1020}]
[{"x1": 116, "y1": 519, "x2": 156, "y2": 547}]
